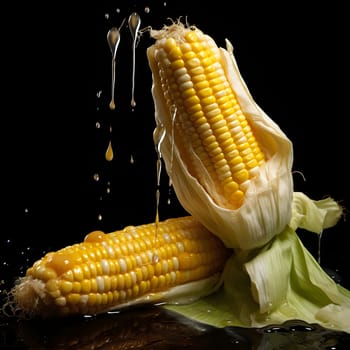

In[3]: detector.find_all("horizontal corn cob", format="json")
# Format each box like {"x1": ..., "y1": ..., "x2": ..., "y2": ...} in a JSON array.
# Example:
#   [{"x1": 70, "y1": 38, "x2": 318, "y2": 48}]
[
  {"x1": 8, "y1": 216, "x2": 231, "y2": 318},
  {"x1": 147, "y1": 22, "x2": 266, "y2": 210}
]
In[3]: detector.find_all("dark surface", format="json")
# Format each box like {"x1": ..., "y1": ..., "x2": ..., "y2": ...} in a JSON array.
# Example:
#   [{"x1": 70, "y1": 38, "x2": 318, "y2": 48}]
[
  {"x1": 1, "y1": 1, "x2": 350, "y2": 349},
  {"x1": 2, "y1": 305, "x2": 350, "y2": 350}
]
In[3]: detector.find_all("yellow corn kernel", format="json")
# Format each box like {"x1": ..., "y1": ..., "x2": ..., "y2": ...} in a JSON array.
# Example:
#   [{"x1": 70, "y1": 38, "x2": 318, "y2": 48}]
[
  {"x1": 147, "y1": 23, "x2": 266, "y2": 209},
  {"x1": 12, "y1": 216, "x2": 231, "y2": 318}
]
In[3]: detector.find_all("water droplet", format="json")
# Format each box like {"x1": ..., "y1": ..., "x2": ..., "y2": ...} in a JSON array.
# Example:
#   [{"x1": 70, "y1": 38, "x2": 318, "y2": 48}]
[
  {"x1": 130, "y1": 154, "x2": 134, "y2": 164},
  {"x1": 109, "y1": 101, "x2": 116, "y2": 110},
  {"x1": 153, "y1": 122, "x2": 166, "y2": 161},
  {"x1": 116, "y1": 8, "x2": 121, "y2": 13},
  {"x1": 98, "y1": 214, "x2": 103, "y2": 221},
  {"x1": 105, "y1": 140, "x2": 114, "y2": 161},
  {"x1": 104, "y1": 13, "x2": 109, "y2": 20},
  {"x1": 96, "y1": 121, "x2": 101, "y2": 129},
  {"x1": 24, "y1": 207, "x2": 29, "y2": 214},
  {"x1": 168, "y1": 105, "x2": 177, "y2": 181},
  {"x1": 152, "y1": 122, "x2": 167, "y2": 237},
  {"x1": 144, "y1": 6, "x2": 150, "y2": 13},
  {"x1": 108, "y1": 310, "x2": 121, "y2": 316},
  {"x1": 96, "y1": 90, "x2": 102, "y2": 98},
  {"x1": 93, "y1": 173, "x2": 100, "y2": 181},
  {"x1": 128, "y1": 12, "x2": 141, "y2": 108},
  {"x1": 107, "y1": 26, "x2": 121, "y2": 110}
]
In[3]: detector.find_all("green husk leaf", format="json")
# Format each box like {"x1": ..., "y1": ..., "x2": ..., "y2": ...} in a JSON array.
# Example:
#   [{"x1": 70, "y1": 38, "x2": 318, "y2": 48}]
[{"x1": 164, "y1": 193, "x2": 350, "y2": 333}]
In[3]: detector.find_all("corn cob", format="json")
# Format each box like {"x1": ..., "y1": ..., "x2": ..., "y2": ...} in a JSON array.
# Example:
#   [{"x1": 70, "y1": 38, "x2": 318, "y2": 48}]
[
  {"x1": 8, "y1": 216, "x2": 231, "y2": 318},
  {"x1": 147, "y1": 21, "x2": 294, "y2": 249},
  {"x1": 147, "y1": 22, "x2": 266, "y2": 210}
]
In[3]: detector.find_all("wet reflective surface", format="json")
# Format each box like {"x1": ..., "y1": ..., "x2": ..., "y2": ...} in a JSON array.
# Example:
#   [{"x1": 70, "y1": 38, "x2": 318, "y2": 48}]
[{"x1": 2, "y1": 306, "x2": 350, "y2": 349}]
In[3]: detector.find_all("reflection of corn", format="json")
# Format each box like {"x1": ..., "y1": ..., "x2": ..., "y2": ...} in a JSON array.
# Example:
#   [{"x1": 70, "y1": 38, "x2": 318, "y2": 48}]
[
  {"x1": 18, "y1": 307, "x2": 205, "y2": 349},
  {"x1": 12, "y1": 216, "x2": 231, "y2": 318},
  {"x1": 147, "y1": 23, "x2": 266, "y2": 209}
]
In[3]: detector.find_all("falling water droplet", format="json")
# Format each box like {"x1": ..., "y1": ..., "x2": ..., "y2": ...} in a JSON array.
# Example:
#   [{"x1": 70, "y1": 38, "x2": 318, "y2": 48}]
[
  {"x1": 107, "y1": 26, "x2": 121, "y2": 110},
  {"x1": 93, "y1": 173, "x2": 100, "y2": 182},
  {"x1": 155, "y1": 188, "x2": 161, "y2": 236},
  {"x1": 105, "y1": 140, "x2": 114, "y2": 161},
  {"x1": 153, "y1": 121, "x2": 166, "y2": 240},
  {"x1": 130, "y1": 154, "x2": 134, "y2": 164},
  {"x1": 167, "y1": 185, "x2": 172, "y2": 205},
  {"x1": 153, "y1": 122, "x2": 166, "y2": 186},
  {"x1": 128, "y1": 12, "x2": 141, "y2": 108},
  {"x1": 168, "y1": 105, "x2": 177, "y2": 182},
  {"x1": 96, "y1": 121, "x2": 101, "y2": 129},
  {"x1": 144, "y1": 6, "x2": 150, "y2": 13}
]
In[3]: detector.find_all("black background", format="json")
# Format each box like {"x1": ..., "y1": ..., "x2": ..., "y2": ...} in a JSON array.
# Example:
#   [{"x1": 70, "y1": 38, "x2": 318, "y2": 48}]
[
  {"x1": 1, "y1": 0, "x2": 349, "y2": 318},
  {"x1": 1, "y1": 1, "x2": 350, "y2": 349}
]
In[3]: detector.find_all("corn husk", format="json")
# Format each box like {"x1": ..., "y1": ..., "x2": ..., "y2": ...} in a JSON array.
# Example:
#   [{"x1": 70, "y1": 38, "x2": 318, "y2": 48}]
[
  {"x1": 147, "y1": 22, "x2": 350, "y2": 333},
  {"x1": 164, "y1": 194, "x2": 350, "y2": 333}
]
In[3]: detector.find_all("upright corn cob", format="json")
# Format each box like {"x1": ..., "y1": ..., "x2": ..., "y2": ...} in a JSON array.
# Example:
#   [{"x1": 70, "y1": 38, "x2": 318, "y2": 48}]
[
  {"x1": 147, "y1": 23, "x2": 266, "y2": 210},
  {"x1": 145, "y1": 22, "x2": 350, "y2": 335},
  {"x1": 147, "y1": 22, "x2": 294, "y2": 249},
  {"x1": 8, "y1": 216, "x2": 231, "y2": 318}
]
